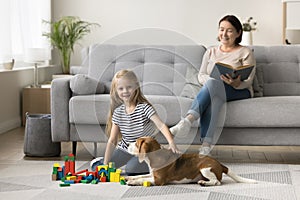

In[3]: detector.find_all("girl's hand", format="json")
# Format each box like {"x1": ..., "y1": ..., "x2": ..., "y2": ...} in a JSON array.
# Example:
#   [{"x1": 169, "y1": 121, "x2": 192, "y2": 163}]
[
  {"x1": 220, "y1": 74, "x2": 241, "y2": 87},
  {"x1": 169, "y1": 142, "x2": 181, "y2": 154}
]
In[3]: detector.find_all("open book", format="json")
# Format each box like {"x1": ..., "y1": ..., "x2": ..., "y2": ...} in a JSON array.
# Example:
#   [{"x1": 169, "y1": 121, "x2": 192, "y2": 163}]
[{"x1": 210, "y1": 62, "x2": 254, "y2": 81}]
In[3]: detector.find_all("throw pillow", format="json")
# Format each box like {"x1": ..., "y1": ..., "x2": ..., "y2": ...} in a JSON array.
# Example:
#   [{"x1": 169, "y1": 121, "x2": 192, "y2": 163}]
[
  {"x1": 253, "y1": 64, "x2": 264, "y2": 97},
  {"x1": 70, "y1": 74, "x2": 105, "y2": 95},
  {"x1": 180, "y1": 66, "x2": 202, "y2": 99}
]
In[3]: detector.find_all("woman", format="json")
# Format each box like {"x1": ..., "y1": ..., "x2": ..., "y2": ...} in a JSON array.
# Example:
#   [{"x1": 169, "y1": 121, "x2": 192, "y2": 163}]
[{"x1": 170, "y1": 15, "x2": 256, "y2": 155}]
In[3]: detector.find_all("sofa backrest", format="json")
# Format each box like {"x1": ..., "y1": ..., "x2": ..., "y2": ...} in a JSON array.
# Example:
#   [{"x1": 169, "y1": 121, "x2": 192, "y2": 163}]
[
  {"x1": 252, "y1": 45, "x2": 300, "y2": 96},
  {"x1": 88, "y1": 44, "x2": 206, "y2": 96}
]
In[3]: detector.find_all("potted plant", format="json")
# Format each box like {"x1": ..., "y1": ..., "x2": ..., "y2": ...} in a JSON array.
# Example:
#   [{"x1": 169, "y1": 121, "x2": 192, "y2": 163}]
[
  {"x1": 242, "y1": 17, "x2": 257, "y2": 32},
  {"x1": 241, "y1": 17, "x2": 257, "y2": 46},
  {"x1": 43, "y1": 16, "x2": 99, "y2": 74}
]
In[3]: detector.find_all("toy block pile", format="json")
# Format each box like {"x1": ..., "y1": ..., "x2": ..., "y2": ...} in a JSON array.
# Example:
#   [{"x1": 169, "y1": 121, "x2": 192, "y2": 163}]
[{"x1": 51, "y1": 153, "x2": 126, "y2": 187}]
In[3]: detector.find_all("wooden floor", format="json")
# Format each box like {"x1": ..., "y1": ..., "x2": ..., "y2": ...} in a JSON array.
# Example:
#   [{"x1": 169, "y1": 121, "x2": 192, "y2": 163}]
[{"x1": 1, "y1": 127, "x2": 300, "y2": 164}]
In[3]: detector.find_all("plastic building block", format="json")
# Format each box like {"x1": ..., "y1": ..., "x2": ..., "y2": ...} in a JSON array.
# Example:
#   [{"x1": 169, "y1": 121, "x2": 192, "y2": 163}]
[
  {"x1": 53, "y1": 163, "x2": 60, "y2": 168},
  {"x1": 52, "y1": 154, "x2": 124, "y2": 186},
  {"x1": 97, "y1": 165, "x2": 108, "y2": 171},
  {"x1": 74, "y1": 169, "x2": 88, "y2": 176},
  {"x1": 109, "y1": 172, "x2": 119, "y2": 182},
  {"x1": 110, "y1": 169, "x2": 121, "y2": 182},
  {"x1": 66, "y1": 176, "x2": 77, "y2": 180},
  {"x1": 100, "y1": 176, "x2": 107, "y2": 182},
  {"x1": 98, "y1": 169, "x2": 108, "y2": 177},
  {"x1": 52, "y1": 174, "x2": 57, "y2": 181},
  {"x1": 64, "y1": 180, "x2": 75, "y2": 184},
  {"x1": 143, "y1": 181, "x2": 151, "y2": 187},
  {"x1": 120, "y1": 178, "x2": 126, "y2": 185},
  {"x1": 59, "y1": 183, "x2": 71, "y2": 187},
  {"x1": 80, "y1": 180, "x2": 89, "y2": 184},
  {"x1": 69, "y1": 154, "x2": 75, "y2": 175},
  {"x1": 91, "y1": 179, "x2": 99, "y2": 184},
  {"x1": 108, "y1": 162, "x2": 115, "y2": 169},
  {"x1": 86, "y1": 174, "x2": 94, "y2": 183},
  {"x1": 64, "y1": 156, "x2": 70, "y2": 176}
]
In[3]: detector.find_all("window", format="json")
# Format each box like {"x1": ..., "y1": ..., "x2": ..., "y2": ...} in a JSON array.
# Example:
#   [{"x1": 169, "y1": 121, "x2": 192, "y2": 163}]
[{"x1": 0, "y1": 0, "x2": 51, "y2": 69}]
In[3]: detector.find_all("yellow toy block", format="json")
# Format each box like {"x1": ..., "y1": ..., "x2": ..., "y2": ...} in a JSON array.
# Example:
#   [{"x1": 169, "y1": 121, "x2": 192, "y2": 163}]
[
  {"x1": 108, "y1": 162, "x2": 115, "y2": 169},
  {"x1": 97, "y1": 165, "x2": 108, "y2": 171},
  {"x1": 110, "y1": 172, "x2": 121, "y2": 182},
  {"x1": 66, "y1": 176, "x2": 77, "y2": 180},
  {"x1": 143, "y1": 181, "x2": 151, "y2": 187},
  {"x1": 53, "y1": 163, "x2": 60, "y2": 168}
]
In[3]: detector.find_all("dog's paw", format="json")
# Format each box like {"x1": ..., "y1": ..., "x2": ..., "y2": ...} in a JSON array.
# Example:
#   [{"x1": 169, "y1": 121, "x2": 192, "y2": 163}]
[
  {"x1": 126, "y1": 180, "x2": 143, "y2": 186},
  {"x1": 198, "y1": 180, "x2": 207, "y2": 186},
  {"x1": 124, "y1": 176, "x2": 136, "y2": 181},
  {"x1": 198, "y1": 180, "x2": 221, "y2": 186}
]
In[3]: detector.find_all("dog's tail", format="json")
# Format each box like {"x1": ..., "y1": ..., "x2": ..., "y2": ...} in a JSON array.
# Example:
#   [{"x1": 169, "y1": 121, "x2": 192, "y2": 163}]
[{"x1": 222, "y1": 165, "x2": 257, "y2": 184}]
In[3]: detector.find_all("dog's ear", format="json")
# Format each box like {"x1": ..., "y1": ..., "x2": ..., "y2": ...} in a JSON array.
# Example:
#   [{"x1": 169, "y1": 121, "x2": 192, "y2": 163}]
[{"x1": 136, "y1": 138, "x2": 147, "y2": 163}]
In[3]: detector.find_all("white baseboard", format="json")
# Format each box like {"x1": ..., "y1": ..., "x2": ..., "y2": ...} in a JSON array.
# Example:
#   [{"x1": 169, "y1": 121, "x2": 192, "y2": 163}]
[{"x1": 0, "y1": 117, "x2": 21, "y2": 134}]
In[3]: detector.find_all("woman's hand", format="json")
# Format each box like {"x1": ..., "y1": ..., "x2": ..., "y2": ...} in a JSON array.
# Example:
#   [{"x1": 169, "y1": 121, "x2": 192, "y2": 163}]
[{"x1": 220, "y1": 74, "x2": 241, "y2": 87}]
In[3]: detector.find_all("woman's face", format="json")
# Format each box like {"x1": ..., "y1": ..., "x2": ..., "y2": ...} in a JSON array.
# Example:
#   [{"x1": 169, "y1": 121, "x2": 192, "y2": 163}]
[{"x1": 218, "y1": 20, "x2": 241, "y2": 46}]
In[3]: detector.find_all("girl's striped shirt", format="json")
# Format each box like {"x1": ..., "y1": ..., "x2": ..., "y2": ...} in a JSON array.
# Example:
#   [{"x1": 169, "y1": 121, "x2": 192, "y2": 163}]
[{"x1": 112, "y1": 103, "x2": 158, "y2": 151}]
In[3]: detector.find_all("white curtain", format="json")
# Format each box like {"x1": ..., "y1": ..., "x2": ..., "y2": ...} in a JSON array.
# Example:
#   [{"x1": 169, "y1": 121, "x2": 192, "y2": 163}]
[{"x1": 0, "y1": 0, "x2": 51, "y2": 67}]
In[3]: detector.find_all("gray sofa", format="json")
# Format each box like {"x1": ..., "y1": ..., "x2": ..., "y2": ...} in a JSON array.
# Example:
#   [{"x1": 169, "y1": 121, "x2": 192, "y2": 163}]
[{"x1": 51, "y1": 44, "x2": 300, "y2": 156}]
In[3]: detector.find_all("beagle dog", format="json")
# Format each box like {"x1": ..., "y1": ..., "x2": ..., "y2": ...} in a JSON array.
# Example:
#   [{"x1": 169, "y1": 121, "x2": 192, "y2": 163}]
[{"x1": 126, "y1": 137, "x2": 257, "y2": 186}]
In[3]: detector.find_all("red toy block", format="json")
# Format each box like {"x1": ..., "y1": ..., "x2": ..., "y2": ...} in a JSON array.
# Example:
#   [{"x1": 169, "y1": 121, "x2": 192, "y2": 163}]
[
  {"x1": 69, "y1": 154, "x2": 75, "y2": 175},
  {"x1": 100, "y1": 176, "x2": 107, "y2": 182},
  {"x1": 70, "y1": 163, "x2": 75, "y2": 174},
  {"x1": 64, "y1": 156, "x2": 70, "y2": 176},
  {"x1": 74, "y1": 169, "x2": 88, "y2": 176}
]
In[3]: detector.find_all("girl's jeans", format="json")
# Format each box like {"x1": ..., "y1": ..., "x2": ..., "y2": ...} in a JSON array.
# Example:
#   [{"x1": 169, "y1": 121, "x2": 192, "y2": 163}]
[
  {"x1": 110, "y1": 148, "x2": 149, "y2": 175},
  {"x1": 187, "y1": 79, "x2": 251, "y2": 144}
]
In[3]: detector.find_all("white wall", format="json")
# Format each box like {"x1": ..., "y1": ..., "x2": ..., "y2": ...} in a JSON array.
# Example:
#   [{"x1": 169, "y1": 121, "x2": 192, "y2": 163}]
[
  {"x1": 0, "y1": 0, "x2": 285, "y2": 133},
  {"x1": 0, "y1": 66, "x2": 60, "y2": 134},
  {"x1": 53, "y1": 0, "x2": 284, "y2": 65}
]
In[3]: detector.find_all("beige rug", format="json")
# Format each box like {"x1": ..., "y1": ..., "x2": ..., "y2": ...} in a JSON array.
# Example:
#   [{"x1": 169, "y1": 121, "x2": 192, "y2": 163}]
[{"x1": 0, "y1": 160, "x2": 299, "y2": 200}]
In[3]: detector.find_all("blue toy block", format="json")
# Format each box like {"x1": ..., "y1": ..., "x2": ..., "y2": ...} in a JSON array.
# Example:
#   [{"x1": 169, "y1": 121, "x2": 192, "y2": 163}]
[{"x1": 64, "y1": 180, "x2": 75, "y2": 184}]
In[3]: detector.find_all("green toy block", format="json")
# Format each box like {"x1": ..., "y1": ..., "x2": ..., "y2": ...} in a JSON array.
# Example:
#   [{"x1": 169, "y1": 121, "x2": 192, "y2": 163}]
[
  {"x1": 80, "y1": 180, "x2": 89, "y2": 184},
  {"x1": 59, "y1": 183, "x2": 71, "y2": 187},
  {"x1": 91, "y1": 179, "x2": 99, "y2": 184},
  {"x1": 64, "y1": 156, "x2": 69, "y2": 161},
  {"x1": 120, "y1": 179, "x2": 126, "y2": 185}
]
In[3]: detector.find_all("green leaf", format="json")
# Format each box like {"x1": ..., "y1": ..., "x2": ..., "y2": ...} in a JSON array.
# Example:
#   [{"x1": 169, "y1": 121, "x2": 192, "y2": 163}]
[{"x1": 42, "y1": 16, "x2": 100, "y2": 74}]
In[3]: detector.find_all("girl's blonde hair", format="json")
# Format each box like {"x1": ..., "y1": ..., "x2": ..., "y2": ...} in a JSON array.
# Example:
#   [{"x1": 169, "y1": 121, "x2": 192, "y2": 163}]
[{"x1": 106, "y1": 69, "x2": 152, "y2": 139}]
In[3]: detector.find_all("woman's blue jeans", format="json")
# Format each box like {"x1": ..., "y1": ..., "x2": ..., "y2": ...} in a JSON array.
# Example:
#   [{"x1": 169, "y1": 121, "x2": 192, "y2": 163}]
[{"x1": 187, "y1": 79, "x2": 251, "y2": 144}]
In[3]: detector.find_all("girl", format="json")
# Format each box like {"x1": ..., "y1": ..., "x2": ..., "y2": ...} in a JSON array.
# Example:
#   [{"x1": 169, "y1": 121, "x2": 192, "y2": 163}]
[{"x1": 91, "y1": 69, "x2": 180, "y2": 175}]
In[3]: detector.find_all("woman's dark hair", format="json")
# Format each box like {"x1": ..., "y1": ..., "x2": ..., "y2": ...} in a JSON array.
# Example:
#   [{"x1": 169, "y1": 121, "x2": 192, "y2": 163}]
[{"x1": 218, "y1": 15, "x2": 243, "y2": 45}]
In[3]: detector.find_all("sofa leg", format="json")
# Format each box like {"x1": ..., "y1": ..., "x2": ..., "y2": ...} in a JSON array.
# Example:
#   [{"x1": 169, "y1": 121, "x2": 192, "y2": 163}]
[
  {"x1": 93, "y1": 142, "x2": 97, "y2": 158},
  {"x1": 72, "y1": 141, "x2": 77, "y2": 156}
]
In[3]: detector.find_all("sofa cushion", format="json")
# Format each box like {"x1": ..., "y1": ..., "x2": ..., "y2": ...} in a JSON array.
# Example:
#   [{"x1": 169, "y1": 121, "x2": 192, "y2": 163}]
[
  {"x1": 225, "y1": 96, "x2": 300, "y2": 127},
  {"x1": 70, "y1": 74, "x2": 105, "y2": 95},
  {"x1": 69, "y1": 94, "x2": 193, "y2": 126},
  {"x1": 252, "y1": 45, "x2": 300, "y2": 96},
  {"x1": 69, "y1": 94, "x2": 111, "y2": 124},
  {"x1": 88, "y1": 44, "x2": 206, "y2": 96},
  {"x1": 180, "y1": 65, "x2": 202, "y2": 99},
  {"x1": 70, "y1": 95, "x2": 300, "y2": 128}
]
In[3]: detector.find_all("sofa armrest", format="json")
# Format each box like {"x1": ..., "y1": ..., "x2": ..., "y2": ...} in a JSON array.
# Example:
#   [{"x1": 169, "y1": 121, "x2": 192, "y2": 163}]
[
  {"x1": 51, "y1": 77, "x2": 72, "y2": 142},
  {"x1": 70, "y1": 65, "x2": 88, "y2": 75}
]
